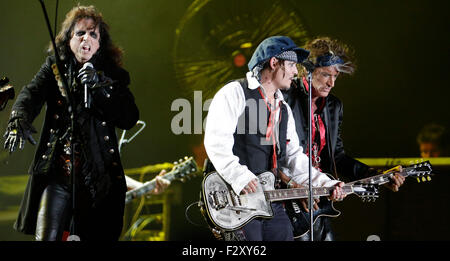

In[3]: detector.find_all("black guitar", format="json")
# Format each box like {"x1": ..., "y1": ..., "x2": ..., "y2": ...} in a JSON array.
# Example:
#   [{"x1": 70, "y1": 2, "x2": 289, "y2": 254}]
[{"x1": 286, "y1": 160, "x2": 433, "y2": 238}]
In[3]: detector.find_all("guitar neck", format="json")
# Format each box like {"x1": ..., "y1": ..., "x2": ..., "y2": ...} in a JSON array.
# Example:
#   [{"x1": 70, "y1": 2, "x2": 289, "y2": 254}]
[
  {"x1": 347, "y1": 169, "x2": 411, "y2": 186},
  {"x1": 125, "y1": 171, "x2": 176, "y2": 202},
  {"x1": 264, "y1": 185, "x2": 353, "y2": 202}
]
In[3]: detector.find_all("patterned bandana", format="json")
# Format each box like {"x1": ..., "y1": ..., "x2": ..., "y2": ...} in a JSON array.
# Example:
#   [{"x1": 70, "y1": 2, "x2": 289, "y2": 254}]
[
  {"x1": 315, "y1": 52, "x2": 344, "y2": 67},
  {"x1": 315, "y1": 52, "x2": 354, "y2": 74},
  {"x1": 275, "y1": 50, "x2": 298, "y2": 63},
  {"x1": 252, "y1": 50, "x2": 299, "y2": 80}
]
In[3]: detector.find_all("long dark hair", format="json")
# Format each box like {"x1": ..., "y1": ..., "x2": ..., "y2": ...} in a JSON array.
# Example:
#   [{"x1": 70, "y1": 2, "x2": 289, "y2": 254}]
[{"x1": 48, "y1": 4, "x2": 123, "y2": 67}]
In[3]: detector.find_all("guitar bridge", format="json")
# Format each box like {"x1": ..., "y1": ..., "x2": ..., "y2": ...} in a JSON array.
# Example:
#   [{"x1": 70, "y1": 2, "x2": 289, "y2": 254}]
[{"x1": 208, "y1": 190, "x2": 229, "y2": 210}]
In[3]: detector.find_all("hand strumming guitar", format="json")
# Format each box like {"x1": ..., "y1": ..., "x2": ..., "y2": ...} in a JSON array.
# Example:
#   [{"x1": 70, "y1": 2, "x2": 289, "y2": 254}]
[{"x1": 240, "y1": 178, "x2": 259, "y2": 194}]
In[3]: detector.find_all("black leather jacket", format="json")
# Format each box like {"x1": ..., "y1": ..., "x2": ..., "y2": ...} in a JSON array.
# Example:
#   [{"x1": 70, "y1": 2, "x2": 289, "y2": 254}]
[
  {"x1": 282, "y1": 78, "x2": 370, "y2": 181},
  {"x1": 11, "y1": 55, "x2": 139, "y2": 235},
  {"x1": 282, "y1": 78, "x2": 372, "y2": 241}
]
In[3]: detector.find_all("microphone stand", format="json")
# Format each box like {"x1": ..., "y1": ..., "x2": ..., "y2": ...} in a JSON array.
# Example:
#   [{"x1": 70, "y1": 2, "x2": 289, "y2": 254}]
[
  {"x1": 306, "y1": 71, "x2": 314, "y2": 241},
  {"x1": 38, "y1": 0, "x2": 79, "y2": 240},
  {"x1": 118, "y1": 120, "x2": 146, "y2": 154}
]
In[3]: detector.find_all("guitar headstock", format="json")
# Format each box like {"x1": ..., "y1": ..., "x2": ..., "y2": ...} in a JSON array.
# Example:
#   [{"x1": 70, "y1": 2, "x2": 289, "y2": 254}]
[
  {"x1": 171, "y1": 156, "x2": 199, "y2": 182},
  {"x1": 352, "y1": 184, "x2": 379, "y2": 202},
  {"x1": 406, "y1": 160, "x2": 433, "y2": 183}
]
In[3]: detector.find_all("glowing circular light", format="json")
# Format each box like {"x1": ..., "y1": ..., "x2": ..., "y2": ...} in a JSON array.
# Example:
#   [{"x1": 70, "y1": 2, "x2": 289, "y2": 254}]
[{"x1": 233, "y1": 53, "x2": 246, "y2": 67}]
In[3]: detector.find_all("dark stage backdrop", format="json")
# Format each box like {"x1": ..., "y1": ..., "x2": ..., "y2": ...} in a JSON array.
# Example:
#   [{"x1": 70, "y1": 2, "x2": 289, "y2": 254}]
[{"x1": 0, "y1": 0, "x2": 448, "y2": 241}]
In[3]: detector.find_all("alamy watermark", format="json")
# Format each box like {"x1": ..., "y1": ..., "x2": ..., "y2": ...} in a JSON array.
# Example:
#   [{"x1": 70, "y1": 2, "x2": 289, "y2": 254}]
[{"x1": 171, "y1": 91, "x2": 278, "y2": 145}]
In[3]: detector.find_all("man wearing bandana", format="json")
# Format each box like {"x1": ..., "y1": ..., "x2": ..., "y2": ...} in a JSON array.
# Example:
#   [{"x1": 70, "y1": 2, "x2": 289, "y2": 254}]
[
  {"x1": 204, "y1": 36, "x2": 346, "y2": 241},
  {"x1": 282, "y1": 37, "x2": 405, "y2": 241}
]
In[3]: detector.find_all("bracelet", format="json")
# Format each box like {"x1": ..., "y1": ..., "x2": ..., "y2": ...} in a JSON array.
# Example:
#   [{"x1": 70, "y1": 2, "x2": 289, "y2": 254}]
[{"x1": 287, "y1": 179, "x2": 295, "y2": 188}]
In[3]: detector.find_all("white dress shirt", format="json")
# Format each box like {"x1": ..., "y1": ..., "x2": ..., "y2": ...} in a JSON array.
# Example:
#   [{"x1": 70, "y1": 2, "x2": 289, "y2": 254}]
[{"x1": 204, "y1": 72, "x2": 339, "y2": 195}]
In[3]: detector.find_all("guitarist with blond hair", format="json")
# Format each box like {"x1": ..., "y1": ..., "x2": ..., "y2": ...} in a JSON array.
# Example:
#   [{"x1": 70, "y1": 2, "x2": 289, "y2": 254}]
[{"x1": 282, "y1": 37, "x2": 405, "y2": 241}]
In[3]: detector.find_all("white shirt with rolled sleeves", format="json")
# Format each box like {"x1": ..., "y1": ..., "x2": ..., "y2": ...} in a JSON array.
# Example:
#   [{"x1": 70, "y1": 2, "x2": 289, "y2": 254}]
[{"x1": 204, "y1": 72, "x2": 339, "y2": 195}]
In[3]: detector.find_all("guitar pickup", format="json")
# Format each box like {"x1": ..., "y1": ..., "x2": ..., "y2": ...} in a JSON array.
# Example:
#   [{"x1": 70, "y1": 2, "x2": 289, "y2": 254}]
[{"x1": 208, "y1": 190, "x2": 229, "y2": 210}]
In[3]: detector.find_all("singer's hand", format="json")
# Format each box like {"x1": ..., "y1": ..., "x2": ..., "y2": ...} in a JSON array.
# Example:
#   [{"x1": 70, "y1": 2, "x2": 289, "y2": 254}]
[
  {"x1": 78, "y1": 64, "x2": 99, "y2": 87},
  {"x1": 3, "y1": 118, "x2": 37, "y2": 153}
]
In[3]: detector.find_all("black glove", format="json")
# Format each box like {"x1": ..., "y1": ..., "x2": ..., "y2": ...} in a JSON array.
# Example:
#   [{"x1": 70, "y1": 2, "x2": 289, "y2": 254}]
[
  {"x1": 78, "y1": 65, "x2": 99, "y2": 88},
  {"x1": 3, "y1": 118, "x2": 37, "y2": 153},
  {"x1": 78, "y1": 65, "x2": 113, "y2": 89}
]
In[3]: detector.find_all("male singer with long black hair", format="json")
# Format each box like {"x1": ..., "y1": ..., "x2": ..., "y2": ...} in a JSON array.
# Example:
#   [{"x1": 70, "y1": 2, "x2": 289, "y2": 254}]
[{"x1": 3, "y1": 5, "x2": 138, "y2": 241}]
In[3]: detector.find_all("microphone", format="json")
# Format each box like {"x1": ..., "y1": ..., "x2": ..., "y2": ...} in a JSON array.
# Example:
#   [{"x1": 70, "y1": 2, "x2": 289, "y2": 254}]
[
  {"x1": 301, "y1": 60, "x2": 316, "y2": 72},
  {"x1": 80, "y1": 62, "x2": 93, "y2": 109},
  {"x1": 81, "y1": 62, "x2": 94, "y2": 70}
]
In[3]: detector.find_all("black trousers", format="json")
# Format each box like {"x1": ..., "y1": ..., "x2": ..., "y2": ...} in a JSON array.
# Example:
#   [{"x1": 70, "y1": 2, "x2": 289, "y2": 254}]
[
  {"x1": 295, "y1": 216, "x2": 335, "y2": 241},
  {"x1": 35, "y1": 182, "x2": 71, "y2": 241},
  {"x1": 35, "y1": 181, "x2": 123, "y2": 241},
  {"x1": 225, "y1": 202, "x2": 294, "y2": 241}
]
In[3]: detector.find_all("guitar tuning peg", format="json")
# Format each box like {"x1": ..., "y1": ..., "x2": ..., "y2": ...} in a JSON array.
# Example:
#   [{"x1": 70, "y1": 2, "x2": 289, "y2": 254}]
[
  {"x1": 184, "y1": 156, "x2": 188, "y2": 160},
  {"x1": 426, "y1": 176, "x2": 431, "y2": 181},
  {"x1": 421, "y1": 176, "x2": 426, "y2": 182},
  {"x1": 416, "y1": 177, "x2": 421, "y2": 183}
]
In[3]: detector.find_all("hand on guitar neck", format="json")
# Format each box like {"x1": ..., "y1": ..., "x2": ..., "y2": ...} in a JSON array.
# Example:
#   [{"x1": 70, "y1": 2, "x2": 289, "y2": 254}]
[
  {"x1": 125, "y1": 169, "x2": 171, "y2": 195},
  {"x1": 372, "y1": 166, "x2": 406, "y2": 192},
  {"x1": 279, "y1": 170, "x2": 347, "y2": 212}
]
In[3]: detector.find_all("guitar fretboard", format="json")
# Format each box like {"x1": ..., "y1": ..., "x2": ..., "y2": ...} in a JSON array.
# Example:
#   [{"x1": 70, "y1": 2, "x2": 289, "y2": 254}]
[
  {"x1": 347, "y1": 168, "x2": 412, "y2": 186},
  {"x1": 264, "y1": 185, "x2": 353, "y2": 202}
]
